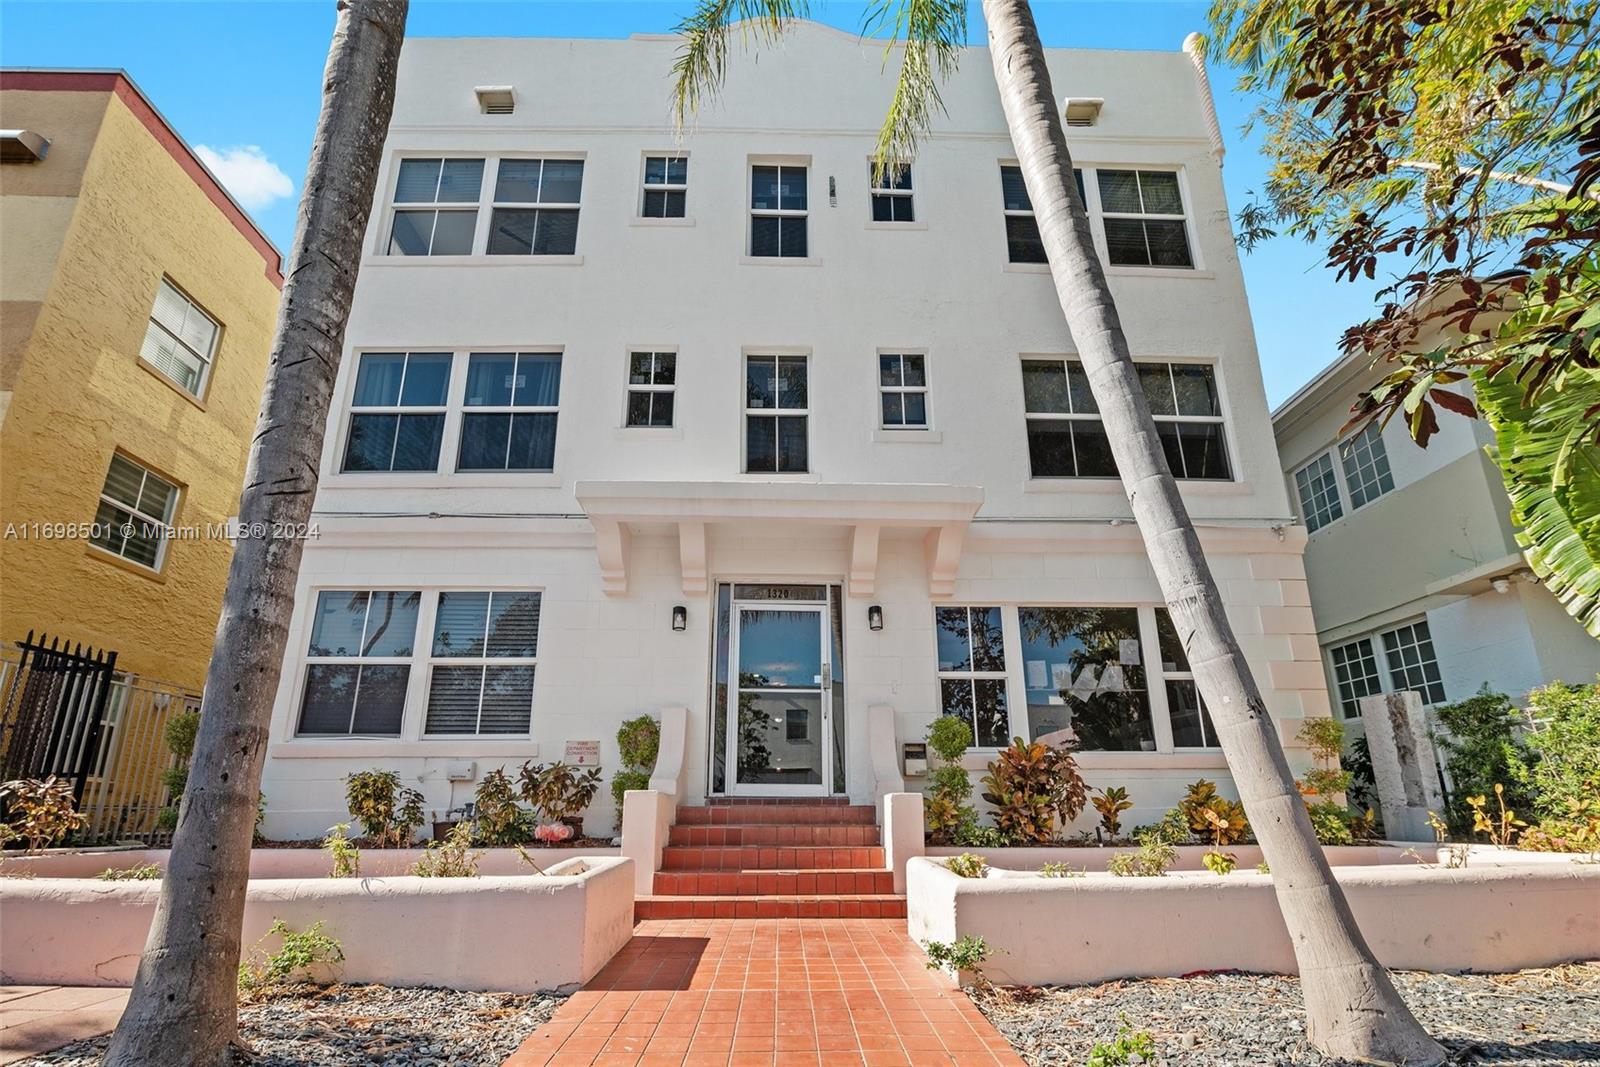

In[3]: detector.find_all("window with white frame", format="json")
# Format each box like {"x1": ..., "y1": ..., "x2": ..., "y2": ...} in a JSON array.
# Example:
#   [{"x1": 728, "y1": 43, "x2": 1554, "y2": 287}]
[
  {"x1": 487, "y1": 159, "x2": 583, "y2": 255},
  {"x1": 342, "y1": 352, "x2": 451, "y2": 472},
  {"x1": 1294, "y1": 421, "x2": 1396, "y2": 533},
  {"x1": 869, "y1": 165, "x2": 914, "y2": 222},
  {"x1": 1339, "y1": 422, "x2": 1395, "y2": 508},
  {"x1": 425, "y1": 591, "x2": 540, "y2": 735},
  {"x1": 458, "y1": 352, "x2": 562, "y2": 470},
  {"x1": 1096, "y1": 169, "x2": 1193, "y2": 267},
  {"x1": 1381, "y1": 620, "x2": 1446, "y2": 704},
  {"x1": 878, "y1": 353, "x2": 928, "y2": 429},
  {"x1": 90, "y1": 453, "x2": 179, "y2": 570},
  {"x1": 388, "y1": 158, "x2": 484, "y2": 255},
  {"x1": 1155, "y1": 608, "x2": 1218, "y2": 747},
  {"x1": 1000, "y1": 165, "x2": 1084, "y2": 263},
  {"x1": 140, "y1": 279, "x2": 219, "y2": 397},
  {"x1": 744, "y1": 354, "x2": 808, "y2": 472},
  {"x1": 1019, "y1": 607, "x2": 1154, "y2": 751},
  {"x1": 1328, "y1": 637, "x2": 1383, "y2": 719},
  {"x1": 1325, "y1": 619, "x2": 1446, "y2": 720},
  {"x1": 1021, "y1": 359, "x2": 1230, "y2": 479},
  {"x1": 749, "y1": 164, "x2": 808, "y2": 257},
  {"x1": 625, "y1": 351, "x2": 675, "y2": 428},
  {"x1": 934, "y1": 606, "x2": 1011, "y2": 748},
  {"x1": 297, "y1": 590, "x2": 421, "y2": 736},
  {"x1": 641, "y1": 156, "x2": 687, "y2": 218}
]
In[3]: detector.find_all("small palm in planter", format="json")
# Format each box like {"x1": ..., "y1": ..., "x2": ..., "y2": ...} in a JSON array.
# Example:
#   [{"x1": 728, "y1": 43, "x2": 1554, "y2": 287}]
[{"x1": 519, "y1": 760, "x2": 602, "y2": 842}]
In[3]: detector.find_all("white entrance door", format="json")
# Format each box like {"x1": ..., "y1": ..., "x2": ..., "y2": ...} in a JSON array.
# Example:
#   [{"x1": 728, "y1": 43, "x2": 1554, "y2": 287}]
[{"x1": 726, "y1": 602, "x2": 831, "y2": 795}]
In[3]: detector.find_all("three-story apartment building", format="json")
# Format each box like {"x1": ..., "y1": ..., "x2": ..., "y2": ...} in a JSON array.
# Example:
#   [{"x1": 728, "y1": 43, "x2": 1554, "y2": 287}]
[{"x1": 258, "y1": 23, "x2": 1328, "y2": 839}]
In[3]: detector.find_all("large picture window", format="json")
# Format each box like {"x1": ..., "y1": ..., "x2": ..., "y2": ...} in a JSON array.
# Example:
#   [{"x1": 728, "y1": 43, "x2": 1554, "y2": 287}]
[
  {"x1": 458, "y1": 352, "x2": 562, "y2": 471},
  {"x1": 1018, "y1": 607, "x2": 1154, "y2": 751},
  {"x1": 342, "y1": 352, "x2": 451, "y2": 472},
  {"x1": 934, "y1": 607, "x2": 1010, "y2": 748},
  {"x1": 425, "y1": 591, "x2": 540, "y2": 735},
  {"x1": 297, "y1": 590, "x2": 421, "y2": 736}
]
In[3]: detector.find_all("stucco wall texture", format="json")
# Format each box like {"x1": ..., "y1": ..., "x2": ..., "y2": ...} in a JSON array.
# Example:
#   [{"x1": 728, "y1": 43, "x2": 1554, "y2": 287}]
[{"x1": 0, "y1": 79, "x2": 282, "y2": 687}]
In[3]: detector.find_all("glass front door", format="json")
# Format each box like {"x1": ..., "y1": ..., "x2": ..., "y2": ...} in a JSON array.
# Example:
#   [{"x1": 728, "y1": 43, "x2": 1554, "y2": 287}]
[{"x1": 727, "y1": 602, "x2": 831, "y2": 794}]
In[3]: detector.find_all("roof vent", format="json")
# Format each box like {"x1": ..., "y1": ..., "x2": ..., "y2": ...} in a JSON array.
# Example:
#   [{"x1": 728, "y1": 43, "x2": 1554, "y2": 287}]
[
  {"x1": 474, "y1": 86, "x2": 516, "y2": 115},
  {"x1": 1062, "y1": 98, "x2": 1104, "y2": 128},
  {"x1": 1, "y1": 129, "x2": 50, "y2": 163}
]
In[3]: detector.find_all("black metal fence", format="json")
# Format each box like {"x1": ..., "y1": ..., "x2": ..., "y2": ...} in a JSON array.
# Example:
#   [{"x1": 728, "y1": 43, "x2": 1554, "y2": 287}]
[{"x1": 0, "y1": 632, "x2": 118, "y2": 799}]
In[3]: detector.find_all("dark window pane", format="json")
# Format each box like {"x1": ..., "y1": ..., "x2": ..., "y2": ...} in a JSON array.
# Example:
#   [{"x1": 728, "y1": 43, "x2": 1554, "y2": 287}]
[
  {"x1": 458, "y1": 413, "x2": 510, "y2": 469},
  {"x1": 1138, "y1": 364, "x2": 1176, "y2": 416},
  {"x1": 1067, "y1": 362, "x2": 1098, "y2": 414},
  {"x1": 746, "y1": 416, "x2": 776, "y2": 472},
  {"x1": 299, "y1": 664, "x2": 358, "y2": 734},
  {"x1": 514, "y1": 354, "x2": 562, "y2": 406},
  {"x1": 777, "y1": 415, "x2": 808, "y2": 472},
  {"x1": 651, "y1": 391, "x2": 674, "y2": 427},
  {"x1": 1104, "y1": 218, "x2": 1150, "y2": 266},
  {"x1": 777, "y1": 167, "x2": 807, "y2": 209},
  {"x1": 1018, "y1": 606, "x2": 1151, "y2": 752},
  {"x1": 487, "y1": 592, "x2": 541, "y2": 657},
  {"x1": 344, "y1": 413, "x2": 398, "y2": 471},
  {"x1": 353, "y1": 353, "x2": 406, "y2": 406},
  {"x1": 903, "y1": 392, "x2": 927, "y2": 426},
  {"x1": 1138, "y1": 171, "x2": 1184, "y2": 213},
  {"x1": 879, "y1": 355, "x2": 901, "y2": 387},
  {"x1": 494, "y1": 159, "x2": 542, "y2": 202},
  {"x1": 431, "y1": 211, "x2": 477, "y2": 255},
  {"x1": 1072, "y1": 421, "x2": 1117, "y2": 477},
  {"x1": 1097, "y1": 169, "x2": 1142, "y2": 213},
  {"x1": 750, "y1": 215, "x2": 780, "y2": 257},
  {"x1": 935, "y1": 609, "x2": 972, "y2": 671},
  {"x1": 506, "y1": 412, "x2": 558, "y2": 470},
  {"x1": 881, "y1": 392, "x2": 903, "y2": 426},
  {"x1": 425, "y1": 665, "x2": 482, "y2": 734},
  {"x1": 1000, "y1": 165, "x2": 1031, "y2": 211},
  {"x1": 1168, "y1": 680, "x2": 1213, "y2": 747},
  {"x1": 779, "y1": 217, "x2": 807, "y2": 257},
  {"x1": 893, "y1": 196, "x2": 915, "y2": 222},
  {"x1": 362, "y1": 591, "x2": 419, "y2": 656},
  {"x1": 665, "y1": 157, "x2": 687, "y2": 184},
  {"x1": 539, "y1": 160, "x2": 583, "y2": 203},
  {"x1": 777, "y1": 357, "x2": 807, "y2": 407},
  {"x1": 479, "y1": 665, "x2": 535, "y2": 733},
  {"x1": 970, "y1": 607, "x2": 1006, "y2": 671},
  {"x1": 465, "y1": 354, "x2": 515, "y2": 406},
  {"x1": 388, "y1": 211, "x2": 433, "y2": 255},
  {"x1": 872, "y1": 165, "x2": 911, "y2": 190},
  {"x1": 940, "y1": 678, "x2": 974, "y2": 725},
  {"x1": 901, "y1": 355, "x2": 925, "y2": 387},
  {"x1": 1006, "y1": 215, "x2": 1046, "y2": 263},
  {"x1": 643, "y1": 190, "x2": 669, "y2": 217},
  {"x1": 487, "y1": 208, "x2": 535, "y2": 254},
  {"x1": 433, "y1": 591, "x2": 490, "y2": 656},
  {"x1": 644, "y1": 156, "x2": 668, "y2": 184},
  {"x1": 1145, "y1": 220, "x2": 1193, "y2": 267},
  {"x1": 400, "y1": 354, "x2": 451, "y2": 406},
  {"x1": 394, "y1": 159, "x2": 441, "y2": 203},
  {"x1": 746, "y1": 357, "x2": 776, "y2": 408},
  {"x1": 308, "y1": 590, "x2": 368, "y2": 656},
  {"x1": 629, "y1": 352, "x2": 655, "y2": 384},
  {"x1": 1155, "y1": 608, "x2": 1189, "y2": 671},
  {"x1": 1178, "y1": 422, "x2": 1231, "y2": 479},
  {"x1": 653, "y1": 353, "x2": 676, "y2": 385},
  {"x1": 871, "y1": 195, "x2": 894, "y2": 222},
  {"x1": 626, "y1": 391, "x2": 653, "y2": 427},
  {"x1": 1155, "y1": 421, "x2": 1188, "y2": 478},
  {"x1": 350, "y1": 665, "x2": 408, "y2": 735},
  {"x1": 1172, "y1": 364, "x2": 1220, "y2": 416},
  {"x1": 1074, "y1": 168, "x2": 1085, "y2": 204},
  {"x1": 974, "y1": 680, "x2": 1010, "y2": 747},
  {"x1": 751, "y1": 166, "x2": 780, "y2": 209},
  {"x1": 532, "y1": 209, "x2": 579, "y2": 254},
  {"x1": 1021, "y1": 360, "x2": 1070, "y2": 414},
  {"x1": 438, "y1": 159, "x2": 484, "y2": 202},
  {"x1": 1026, "y1": 420, "x2": 1074, "y2": 477},
  {"x1": 391, "y1": 414, "x2": 444, "y2": 471}
]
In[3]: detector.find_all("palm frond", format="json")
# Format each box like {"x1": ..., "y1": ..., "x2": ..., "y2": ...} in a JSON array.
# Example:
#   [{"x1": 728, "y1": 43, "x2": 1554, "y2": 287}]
[
  {"x1": 670, "y1": 0, "x2": 812, "y2": 132},
  {"x1": 863, "y1": 0, "x2": 967, "y2": 181}
]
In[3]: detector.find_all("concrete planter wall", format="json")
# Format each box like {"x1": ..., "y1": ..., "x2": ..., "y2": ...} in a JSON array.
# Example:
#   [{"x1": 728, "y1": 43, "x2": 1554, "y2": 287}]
[
  {"x1": 0, "y1": 856, "x2": 635, "y2": 994},
  {"x1": 2, "y1": 846, "x2": 620, "y2": 880},
  {"x1": 921, "y1": 842, "x2": 1580, "y2": 872},
  {"x1": 907, "y1": 855, "x2": 1600, "y2": 988}
]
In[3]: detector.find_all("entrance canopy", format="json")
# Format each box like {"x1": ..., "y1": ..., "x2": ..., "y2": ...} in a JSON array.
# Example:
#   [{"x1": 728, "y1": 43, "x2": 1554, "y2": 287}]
[{"x1": 574, "y1": 480, "x2": 983, "y2": 597}]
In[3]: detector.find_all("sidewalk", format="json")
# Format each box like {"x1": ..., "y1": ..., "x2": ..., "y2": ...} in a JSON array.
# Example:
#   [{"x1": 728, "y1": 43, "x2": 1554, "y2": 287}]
[{"x1": 0, "y1": 986, "x2": 129, "y2": 1065}]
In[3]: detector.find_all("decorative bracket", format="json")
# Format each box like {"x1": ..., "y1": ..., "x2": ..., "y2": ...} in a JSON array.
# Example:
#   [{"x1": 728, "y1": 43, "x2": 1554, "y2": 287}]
[
  {"x1": 678, "y1": 521, "x2": 707, "y2": 596},
  {"x1": 849, "y1": 523, "x2": 881, "y2": 597},
  {"x1": 593, "y1": 519, "x2": 631, "y2": 596}
]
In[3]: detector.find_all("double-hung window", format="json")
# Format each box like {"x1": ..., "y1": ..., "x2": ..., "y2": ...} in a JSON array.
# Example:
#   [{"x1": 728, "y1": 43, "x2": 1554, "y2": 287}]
[
  {"x1": 1001, "y1": 166, "x2": 1085, "y2": 264},
  {"x1": 90, "y1": 453, "x2": 179, "y2": 570},
  {"x1": 488, "y1": 159, "x2": 583, "y2": 255},
  {"x1": 1293, "y1": 421, "x2": 1395, "y2": 533},
  {"x1": 878, "y1": 353, "x2": 928, "y2": 429},
  {"x1": 869, "y1": 165, "x2": 914, "y2": 222},
  {"x1": 388, "y1": 158, "x2": 483, "y2": 255},
  {"x1": 750, "y1": 165, "x2": 808, "y2": 257},
  {"x1": 625, "y1": 351, "x2": 676, "y2": 428},
  {"x1": 425, "y1": 591, "x2": 540, "y2": 735},
  {"x1": 297, "y1": 590, "x2": 420, "y2": 736},
  {"x1": 935, "y1": 607, "x2": 1011, "y2": 748},
  {"x1": 1018, "y1": 607, "x2": 1155, "y2": 751},
  {"x1": 342, "y1": 352, "x2": 451, "y2": 472},
  {"x1": 1326, "y1": 619, "x2": 1445, "y2": 719},
  {"x1": 641, "y1": 156, "x2": 687, "y2": 218},
  {"x1": 1328, "y1": 637, "x2": 1383, "y2": 719},
  {"x1": 1021, "y1": 359, "x2": 1229, "y2": 479},
  {"x1": 1096, "y1": 169, "x2": 1193, "y2": 267},
  {"x1": 458, "y1": 352, "x2": 562, "y2": 471},
  {"x1": 1381, "y1": 621, "x2": 1445, "y2": 704},
  {"x1": 744, "y1": 354, "x2": 808, "y2": 472},
  {"x1": 140, "y1": 279, "x2": 220, "y2": 397},
  {"x1": 1155, "y1": 608, "x2": 1218, "y2": 748}
]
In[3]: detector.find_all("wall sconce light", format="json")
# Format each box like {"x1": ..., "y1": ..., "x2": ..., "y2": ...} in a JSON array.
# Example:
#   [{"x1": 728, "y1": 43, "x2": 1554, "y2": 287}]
[
  {"x1": 867, "y1": 605, "x2": 884, "y2": 631},
  {"x1": 671, "y1": 605, "x2": 688, "y2": 631}
]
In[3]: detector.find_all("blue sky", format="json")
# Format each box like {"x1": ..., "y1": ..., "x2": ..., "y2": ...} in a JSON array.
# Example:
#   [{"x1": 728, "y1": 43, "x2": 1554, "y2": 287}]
[{"x1": 1, "y1": 0, "x2": 1382, "y2": 406}]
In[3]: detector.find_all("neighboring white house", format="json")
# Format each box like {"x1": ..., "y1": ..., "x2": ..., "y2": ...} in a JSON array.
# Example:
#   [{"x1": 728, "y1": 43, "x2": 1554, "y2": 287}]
[
  {"x1": 1272, "y1": 350, "x2": 1597, "y2": 731},
  {"x1": 258, "y1": 22, "x2": 1329, "y2": 840}
]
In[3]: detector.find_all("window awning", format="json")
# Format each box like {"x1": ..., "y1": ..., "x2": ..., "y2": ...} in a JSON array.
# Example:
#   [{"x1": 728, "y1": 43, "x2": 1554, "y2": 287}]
[{"x1": 574, "y1": 480, "x2": 983, "y2": 598}]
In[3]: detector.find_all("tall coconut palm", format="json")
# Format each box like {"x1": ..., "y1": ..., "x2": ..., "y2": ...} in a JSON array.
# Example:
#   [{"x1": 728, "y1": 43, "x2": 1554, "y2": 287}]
[
  {"x1": 672, "y1": 1, "x2": 1443, "y2": 1062},
  {"x1": 103, "y1": 2, "x2": 408, "y2": 1063}
]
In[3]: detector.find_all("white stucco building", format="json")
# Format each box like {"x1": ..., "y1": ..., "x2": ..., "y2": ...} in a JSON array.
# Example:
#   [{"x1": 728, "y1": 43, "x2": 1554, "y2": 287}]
[
  {"x1": 259, "y1": 23, "x2": 1331, "y2": 841},
  {"x1": 1273, "y1": 351, "x2": 1597, "y2": 729}
]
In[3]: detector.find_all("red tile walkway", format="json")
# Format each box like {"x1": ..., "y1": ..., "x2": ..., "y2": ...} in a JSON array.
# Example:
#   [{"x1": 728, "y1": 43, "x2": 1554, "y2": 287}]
[{"x1": 502, "y1": 918, "x2": 1025, "y2": 1067}]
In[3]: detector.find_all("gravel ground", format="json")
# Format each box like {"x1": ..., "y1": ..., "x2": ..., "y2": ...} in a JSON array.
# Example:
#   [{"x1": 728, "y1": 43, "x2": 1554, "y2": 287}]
[
  {"x1": 17, "y1": 984, "x2": 566, "y2": 1066},
  {"x1": 971, "y1": 964, "x2": 1600, "y2": 1066}
]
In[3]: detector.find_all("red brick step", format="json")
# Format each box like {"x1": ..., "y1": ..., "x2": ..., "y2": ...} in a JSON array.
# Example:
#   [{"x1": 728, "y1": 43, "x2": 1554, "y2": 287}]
[
  {"x1": 653, "y1": 868, "x2": 896, "y2": 896},
  {"x1": 661, "y1": 845, "x2": 885, "y2": 870},
  {"x1": 668, "y1": 823, "x2": 879, "y2": 847},
  {"x1": 674, "y1": 803, "x2": 877, "y2": 826},
  {"x1": 634, "y1": 894, "x2": 908, "y2": 920}
]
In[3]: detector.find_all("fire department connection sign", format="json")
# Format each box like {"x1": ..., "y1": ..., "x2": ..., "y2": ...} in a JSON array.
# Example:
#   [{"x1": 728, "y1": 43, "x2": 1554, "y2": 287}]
[{"x1": 564, "y1": 740, "x2": 601, "y2": 766}]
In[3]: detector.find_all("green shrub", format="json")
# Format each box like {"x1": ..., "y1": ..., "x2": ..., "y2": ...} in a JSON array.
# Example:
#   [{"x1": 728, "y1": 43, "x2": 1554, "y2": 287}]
[
  {"x1": 155, "y1": 709, "x2": 201, "y2": 832},
  {"x1": 1107, "y1": 830, "x2": 1177, "y2": 877},
  {"x1": 321, "y1": 823, "x2": 360, "y2": 878},
  {"x1": 344, "y1": 770, "x2": 425, "y2": 847},
  {"x1": 979, "y1": 738, "x2": 1087, "y2": 844},
  {"x1": 238, "y1": 920, "x2": 344, "y2": 994},
  {"x1": 944, "y1": 852, "x2": 989, "y2": 878},
  {"x1": 519, "y1": 761, "x2": 601, "y2": 827},
  {"x1": 924, "y1": 717, "x2": 977, "y2": 844},
  {"x1": 611, "y1": 715, "x2": 660, "y2": 817},
  {"x1": 472, "y1": 767, "x2": 526, "y2": 846},
  {"x1": 0, "y1": 777, "x2": 87, "y2": 853},
  {"x1": 411, "y1": 821, "x2": 480, "y2": 877},
  {"x1": 610, "y1": 769, "x2": 651, "y2": 811},
  {"x1": 922, "y1": 934, "x2": 990, "y2": 976},
  {"x1": 1512, "y1": 679, "x2": 1600, "y2": 823},
  {"x1": 97, "y1": 863, "x2": 162, "y2": 881},
  {"x1": 1092, "y1": 786, "x2": 1133, "y2": 841},
  {"x1": 164, "y1": 711, "x2": 200, "y2": 762},
  {"x1": 927, "y1": 715, "x2": 974, "y2": 763},
  {"x1": 1131, "y1": 808, "x2": 1191, "y2": 846},
  {"x1": 952, "y1": 819, "x2": 1007, "y2": 847},
  {"x1": 1201, "y1": 849, "x2": 1237, "y2": 875},
  {"x1": 1039, "y1": 861, "x2": 1085, "y2": 878},
  {"x1": 1433, "y1": 687, "x2": 1535, "y2": 835},
  {"x1": 1087, "y1": 1020, "x2": 1156, "y2": 1067},
  {"x1": 1306, "y1": 800, "x2": 1355, "y2": 845},
  {"x1": 1177, "y1": 779, "x2": 1250, "y2": 844}
]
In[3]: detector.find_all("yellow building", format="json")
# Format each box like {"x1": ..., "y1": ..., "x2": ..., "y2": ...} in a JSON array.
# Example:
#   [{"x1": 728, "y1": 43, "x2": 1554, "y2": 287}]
[{"x1": 0, "y1": 69, "x2": 284, "y2": 689}]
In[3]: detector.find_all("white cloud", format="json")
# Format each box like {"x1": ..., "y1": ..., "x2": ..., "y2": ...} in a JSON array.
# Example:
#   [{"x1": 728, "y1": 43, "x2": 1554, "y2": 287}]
[{"x1": 195, "y1": 144, "x2": 294, "y2": 211}]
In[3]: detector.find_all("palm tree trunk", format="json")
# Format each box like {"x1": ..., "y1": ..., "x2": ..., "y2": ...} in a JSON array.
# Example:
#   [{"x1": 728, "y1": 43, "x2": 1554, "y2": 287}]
[
  {"x1": 979, "y1": 2, "x2": 1443, "y2": 1062},
  {"x1": 103, "y1": 2, "x2": 407, "y2": 1063}
]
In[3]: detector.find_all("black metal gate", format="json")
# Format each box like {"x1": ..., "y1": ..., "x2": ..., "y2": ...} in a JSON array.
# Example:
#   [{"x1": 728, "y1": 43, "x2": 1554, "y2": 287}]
[{"x1": 0, "y1": 632, "x2": 118, "y2": 800}]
